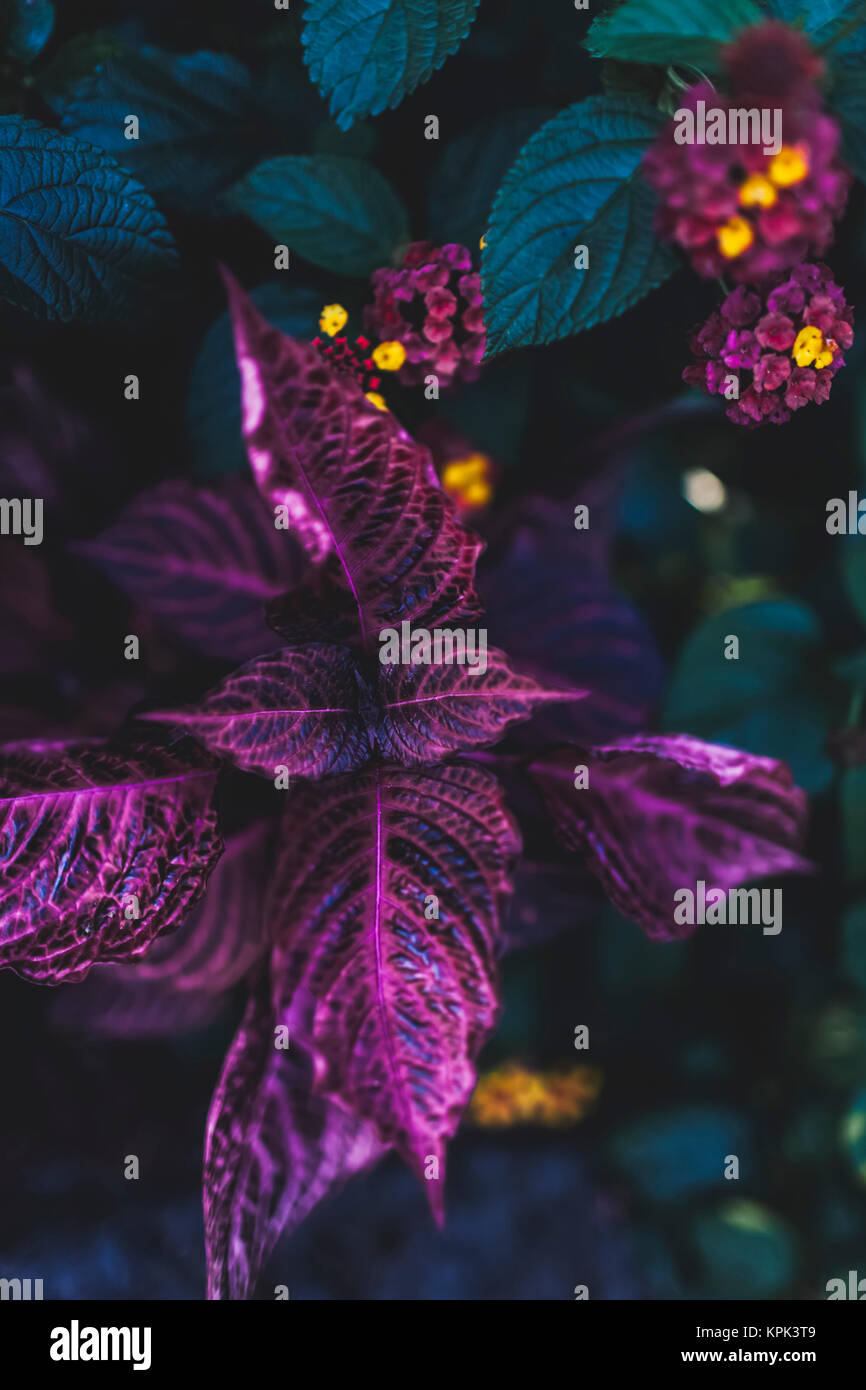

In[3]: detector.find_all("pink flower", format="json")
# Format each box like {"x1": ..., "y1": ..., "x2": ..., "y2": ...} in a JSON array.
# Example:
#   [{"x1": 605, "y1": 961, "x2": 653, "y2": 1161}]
[{"x1": 364, "y1": 242, "x2": 486, "y2": 387}]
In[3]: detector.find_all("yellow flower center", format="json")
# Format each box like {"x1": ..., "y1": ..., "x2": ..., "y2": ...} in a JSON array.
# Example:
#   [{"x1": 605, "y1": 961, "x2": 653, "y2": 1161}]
[
  {"x1": 792, "y1": 324, "x2": 836, "y2": 369},
  {"x1": 768, "y1": 145, "x2": 810, "y2": 187},
  {"x1": 716, "y1": 215, "x2": 754, "y2": 259},
  {"x1": 364, "y1": 391, "x2": 388, "y2": 411},
  {"x1": 318, "y1": 303, "x2": 348, "y2": 337},
  {"x1": 371, "y1": 340, "x2": 406, "y2": 372},
  {"x1": 738, "y1": 173, "x2": 778, "y2": 209}
]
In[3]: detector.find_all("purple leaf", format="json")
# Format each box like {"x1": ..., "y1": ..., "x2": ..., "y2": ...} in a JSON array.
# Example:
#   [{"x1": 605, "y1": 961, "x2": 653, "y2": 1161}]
[
  {"x1": 0, "y1": 545, "x2": 72, "y2": 675},
  {"x1": 480, "y1": 494, "x2": 663, "y2": 744},
  {"x1": 221, "y1": 268, "x2": 484, "y2": 647},
  {"x1": 76, "y1": 476, "x2": 304, "y2": 665},
  {"x1": 376, "y1": 647, "x2": 583, "y2": 766},
  {"x1": 531, "y1": 735, "x2": 812, "y2": 941},
  {"x1": 0, "y1": 738, "x2": 223, "y2": 982},
  {"x1": 145, "y1": 645, "x2": 370, "y2": 779},
  {"x1": 52, "y1": 822, "x2": 273, "y2": 1035},
  {"x1": 267, "y1": 762, "x2": 520, "y2": 1214},
  {"x1": 204, "y1": 978, "x2": 383, "y2": 1300}
]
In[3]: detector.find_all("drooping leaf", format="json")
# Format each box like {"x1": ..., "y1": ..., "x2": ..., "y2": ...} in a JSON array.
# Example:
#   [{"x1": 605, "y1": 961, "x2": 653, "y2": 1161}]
[
  {"x1": 267, "y1": 762, "x2": 520, "y2": 1209},
  {"x1": 52, "y1": 823, "x2": 273, "y2": 1036},
  {"x1": 480, "y1": 494, "x2": 664, "y2": 744},
  {"x1": 428, "y1": 107, "x2": 554, "y2": 251},
  {"x1": 76, "y1": 478, "x2": 305, "y2": 666},
  {"x1": 41, "y1": 46, "x2": 268, "y2": 211},
  {"x1": 230, "y1": 154, "x2": 408, "y2": 277},
  {"x1": 222, "y1": 269, "x2": 483, "y2": 648},
  {"x1": 531, "y1": 735, "x2": 811, "y2": 940},
  {"x1": 585, "y1": 0, "x2": 764, "y2": 70},
  {"x1": 0, "y1": 738, "x2": 223, "y2": 983},
  {"x1": 481, "y1": 96, "x2": 679, "y2": 355},
  {"x1": 0, "y1": 116, "x2": 177, "y2": 321},
  {"x1": 662, "y1": 599, "x2": 840, "y2": 795},
  {"x1": 302, "y1": 0, "x2": 481, "y2": 130},
  {"x1": 204, "y1": 979, "x2": 384, "y2": 1300},
  {"x1": 376, "y1": 647, "x2": 582, "y2": 766},
  {"x1": 186, "y1": 283, "x2": 321, "y2": 480},
  {"x1": 146, "y1": 646, "x2": 371, "y2": 780}
]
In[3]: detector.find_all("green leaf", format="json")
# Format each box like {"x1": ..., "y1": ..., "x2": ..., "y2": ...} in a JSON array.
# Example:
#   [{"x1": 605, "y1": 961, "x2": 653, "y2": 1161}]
[
  {"x1": 481, "y1": 96, "x2": 679, "y2": 355},
  {"x1": 230, "y1": 154, "x2": 408, "y2": 277},
  {"x1": 691, "y1": 1202, "x2": 797, "y2": 1298},
  {"x1": 609, "y1": 1107, "x2": 749, "y2": 1202},
  {"x1": 661, "y1": 599, "x2": 838, "y2": 794},
  {"x1": 41, "y1": 46, "x2": 268, "y2": 213},
  {"x1": 302, "y1": 0, "x2": 480, "y2": 131},
  {"x1": 585, "y1": 0, "x2": 764, "y2": 70},
  {"x1": 0, "y1": 116, "x2": 177, "y2": 322},
  {"x1": 764, "y1": 0, "x2": 866, "y2": 56}
]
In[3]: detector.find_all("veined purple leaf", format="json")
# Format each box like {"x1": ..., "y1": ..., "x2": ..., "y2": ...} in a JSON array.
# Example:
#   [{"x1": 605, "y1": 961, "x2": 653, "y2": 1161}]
[
  {"x1": 53, "y1": 822, "x2": 274, "y2": 1036},
  {"x1": 481, "y1": 493, "x2": 663, "y2": 744},
  {"x1": 268, "y1": 763, "x2": 520, "y2": 1213},
  {"x1": 76, "y1": 476, "x2": 304, "y2": 665},
  {"x1": 376, "y1": 647, "x2": 584, "y2": 766},
  {"x1": 145, "y1": 645, "x2": 370, "y2": 779},
  {"x1": 0, "y1": 738, "x2": 223, "y2": 983},
  {"x1": 221, "y1": 267, "x2": 484, "y2": 647},
  {"x1": 205, "y1": 978, "x2": 383, "y2": 1301},
  {"x1": 531, "y1": 735, "x2": 812, "y2": 942}
]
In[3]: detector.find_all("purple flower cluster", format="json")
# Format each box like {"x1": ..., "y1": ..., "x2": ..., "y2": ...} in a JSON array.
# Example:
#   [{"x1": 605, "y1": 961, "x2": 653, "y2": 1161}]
[
  {"x1": 363, "y1": 241, "x2": 486, "y2": 387},
  {"x1": 654, "y1": 22, "x2": 857, "y2": 426},
  {"x1": 684, "y1": 264, "x2": 854, "y2": 426},
  {"x1": 643, "y1": 25, "x2": 851, "y2": 282}
]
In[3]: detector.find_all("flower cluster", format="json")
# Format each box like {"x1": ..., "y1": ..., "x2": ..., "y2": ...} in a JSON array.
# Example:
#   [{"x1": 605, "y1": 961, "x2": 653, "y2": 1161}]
[
  {"x1": 312, "y1": 303, "x2": 408, "y2": 411},
  {"x1": 646, "y1": 21, "x2": 856, "y2": 426},
  {"x1": 363, "y1": 241, "x2": 486, "y2": 388},
  {"x1": 683, "y1": 264, "x2": 854, "y2": 426},
  {"x1": 643, "y1": 25, "x2": 851, "y2": 282}
]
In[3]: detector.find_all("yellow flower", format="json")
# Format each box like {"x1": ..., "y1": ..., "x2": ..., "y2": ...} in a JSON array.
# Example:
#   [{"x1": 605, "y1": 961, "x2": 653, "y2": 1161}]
[
  {"x1": 371, "y1": 340, "x2": 406, "y2": 372},
  {"x1": 792, "y1": 324, "x2": 830, "y2": 368},
  {"x1": 441, "y1": 453, "x2": 493, "y2": 510},
  {"x1": 738, "y1": 173, "x2": 777, "y2": 209},
  {"x1": 716, "y1": 215, "x2": 754, "y2": 259},
  {"x1": 365, "y1": 391, "x2": 388, "y2": 411},
  {"x1": 479, "y1": 233, "x2": 487, "y2": 250},
  {"x1": 318, "y1": 303, "x2": 348, "y2": 337},
  {"x1": 768, "y1": 144, "x2": 810, "y2": 188}
]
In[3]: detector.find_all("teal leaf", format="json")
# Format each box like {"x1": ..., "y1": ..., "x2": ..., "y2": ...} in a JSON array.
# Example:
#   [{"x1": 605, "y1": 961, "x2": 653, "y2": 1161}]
[
  {"x1": 829, "y1": 67, "x2": 866, "y2": 183},
  {"x1": 661, "y1": 599, "x2": 838, "y2": 794},
  {"x1": 230, "y1": 154, "x2": 408, "y2": 277},
  {"x1": 842, "y1": 896, "x2": 866, "y2": 988},
  {"x1": 610, "y1": 1106, "x2": 749, "y2": 1202},
  {"x1": 691, "y1": 1202, "x2": 797, "y2": 1299},
  {"x1": 0, "y1": 116, "x2": 177, "y2": 322},
  {"x1": 585, "y1": 0, "x2": 764, "y2": 69},
  {"x1": 481, "y1": 96, "x2": 679, "y2": 355},
  {"x1": 40, "y1": 46, "x2": 266, "y2": 212},
  {"x1": 302, "y1": 0, "x2": 481, "y2": 130},
  {"x1": 6, "y1": 0, "x2": 54, "y2": 65},
  {"x1": 186, "y1": 282, "x2": 321, "y2": 480},
  {"x1": 763, "y1": 0, "x2": 866, "y2": 55}
]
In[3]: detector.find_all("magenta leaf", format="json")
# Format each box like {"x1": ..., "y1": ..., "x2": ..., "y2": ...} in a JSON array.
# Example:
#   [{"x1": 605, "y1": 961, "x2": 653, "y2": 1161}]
[
  {"x1": 221, "y1": 268, "x2": 484, "y2": 648},
  {"x1": 267, "y1": 762, "x2": 520, "y2": 1213},
  {"x1": 53, "y1": 823, "x2": 273, "y2": 1035},
  {"x1": 76, "y1": 476, "x2": 304, "y2": 664},
  {"x1": 376, "y1": 647, "x2": 583, "y2": 766},
  {"x1": 145, "y1": 645, "x2": 370, "y2": 779},
  {"x1": 0, "y1": 738, "x2": 223, "y2": 982},
  {"x1": 481, "y1": 493, "x2": 663, "y2": 744},
  {"x1": 531, "y1": 734, "x2": 812, "y2": 941},
  {"x1": 204, "y1": 979, "x2": 383, "y2": 1301}
]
